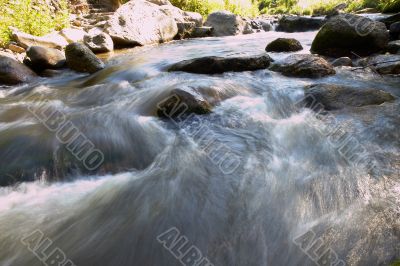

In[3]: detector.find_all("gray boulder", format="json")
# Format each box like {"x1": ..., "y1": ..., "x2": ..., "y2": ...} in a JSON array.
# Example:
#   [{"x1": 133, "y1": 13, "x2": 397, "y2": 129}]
[
  {"x1": 157, "y1": 86, "x2": 212, "y2": 117},
  {"x1": 365, "y1": 54, "x2": 400, "y2": 74},
  {"x1": 390, "y1": 21, "x2": 400, "y2": 39},
  {"x1": 276, "y1": 16, "x2": 325, "y2": 32},
  {"x1": 303, "y1": 84, "x2": 395, "y2": 110},
  {"x1": 204, "y1": 11, "x2": 247, "y2": 37},
  {"x1": 24, "y1": 46, "x2": 66, "y2": 71},
  {"x1": 59, "y1": 28, "x2": 86, "y2": 43},
  {"x1": 270, "y1": 54, "x2": 335, "y2": 78},
  {"x1": 265, "y1": 38, "x2": 303, "y2": 52},
  {"x1": 311, "y1": 14, "x2": 389, "y2": 57},
  {"x1": 65, "y1": 43, "x2": 105, "y2": 73},
  {"x1": 12, "y1": 29, "x2": 68, "y2": 50},
  {"x1": 104, "y1": 0, "x2": 178, "y2": 47},
  {"x1": 84, "y1": 28, "x2": 114, "y2": 53},
  {"x1": 169, "y1": 55, "x2": 273, "y2": 74},
  {"x1": 0, "y1": 56, "x2": 37, "y2": 85}
]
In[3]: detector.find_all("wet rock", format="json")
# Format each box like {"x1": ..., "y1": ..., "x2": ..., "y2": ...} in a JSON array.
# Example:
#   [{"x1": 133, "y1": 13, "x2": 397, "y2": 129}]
[
  {"x1": 390, "y1": 22, "x2": 400, "y2": 39},
  {"x1": 65, "y1": 43, "x2": 105, "y2": 73},
  {"x1": 169, "y1": 55, "x2": 273, "y2": 74},
  {"x1": 204, "y1": 11, "x2": 247, "y2": 37},
  {"x1": 157, "y1": 86, "x2": 212, "y2": 117},
  {"x1": 387, "y1": 40, "x2": 400, "y2": 54},
  {"x1": 192, "y1": 27, "x2": 213, "y2": 38},
  {"x1": 0, "y1": 55, "x2": 37, "y2": 85},
  {"x1": 104, "y1": 0, "x2": 178, "y2": 47},
  {"x1": 365, "y1": 54, "x2": 400, "y2": 74},
  {"x1": 276, "y1": 16, "x2": 325, "y2": 32},
  {"x1": 270, "y1": 54, "x2": 335, "y2": 78},
  {"x1": 24, "y1": 46, "x2": 66, "y2": 71},
  {"x1": 380, "y1": 13, "x2": 400, "y2": 28},
  {"x1": 303, "y1": 84, "x2": 395, "y2": 110},
  {"x1": 332, "y1": 57, "x2": 353, "y2": 67},
  {"x1": 40, "y1": 69, "x2": 64, "y2": 77},
  {"x1": 265, "y1": 38, "x2": 303, "y2": 52},
  {"x1": 12, "y1": 29, "x2": 68, "y2": 50},
  {"x1": 311, "y1": 14, "x2": 389, "y2": 57},
  {"x1": 83, "y1": 28, "x2": 114, "y2": 53},
  {"x1": 59, "y1": 28, "x2": 86, "y2": 43}
]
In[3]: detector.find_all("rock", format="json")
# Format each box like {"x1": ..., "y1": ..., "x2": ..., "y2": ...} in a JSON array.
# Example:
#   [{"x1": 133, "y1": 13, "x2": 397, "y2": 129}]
[
  {"x1": 40, "y1": 69, "x2": 64, "y2": 77},
  {"x1": 387, "y1": 40, "x2": 400, "y2": 54},
  {"x1": 159, "y1": 5, "x2": 202, "y2": 26},
  {"x1": 332, "y1": 57, "x2": 353, "y2": 67},
  {"x1": 355, "y1": 8, "x2": 379, "y2": 14},
  {"x1": 65, "y1": 43, "x2": 105, "y2": 73},
  {"x1": 242, "y1": 21, "x2": 255, "y2": 34},
  {"x1": 83, "y1": 28, "x2": 114, "y2": 53},
  {"x1": 204, "y1": 11, "x2": 247, "y2": 37},
  {"x1": 260, "y1": 20, "x2": 273, "y2": 31},
  {"x1": 104, "y1": 0, "x2": 178, "y2": 47},
  {"x1": 169, "y1": 55, "x2": 273, "y2": 74},
  {"x1": 7, "y1": 43, "x2": 25, "y2": 53},
  {"x1": 192, "y1": 27, "x2": 213, "y2": 38},
  {"x1": 276, "y1": 16, "x2": 325, "y2": 32},
  {"x1": 270, "y1": 54, "x2": 335, "y2": 78},
  {"x1": 12, "y1": 30, "x2": 68, "y2": 50},
  {"x1": 365, "y1": 54, "x2": 400, "y2": 74},
  {"x1": 0, "y1": 56, "x2": 37, "y2": 85},
  {"x1": 175, "y1": 22, "x2": 197, "y2": 39},
  {"x1": 157, "y1": 86, "x2": 212, "y2": 117},
  {"x1": 183, "y1": 11, "x2": 203, "y2": 27},
  {"x1": 389, "y1": 22, "x2": 400, "y2": 39},
  {"x1": 24, "y1": 46, "x2": 66, "y2": 71},
  {"x1": 265, "y1": 38, "x2": 303, "y2": 52},
  {"x1": 147, "y1": 0, "x2": 171, "y2": 5},
  {"x1": 311, "y1": 14, "x2": 389, "y2": 57},
  {"x1": 59, "y1": 28, "x2": 86, "y2": 43},
  {"x1": 303, "y1": 84, "x2": 395, "y2": 110}
]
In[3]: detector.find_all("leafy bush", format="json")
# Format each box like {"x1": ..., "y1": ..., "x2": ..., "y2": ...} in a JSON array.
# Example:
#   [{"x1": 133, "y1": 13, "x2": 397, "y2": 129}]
[
  {"x1": 0, "y1": 0, "x2": 70, "y2": 46},
  {"x1": 169, "y1": 0, "x2": 260, "y2": 17}
]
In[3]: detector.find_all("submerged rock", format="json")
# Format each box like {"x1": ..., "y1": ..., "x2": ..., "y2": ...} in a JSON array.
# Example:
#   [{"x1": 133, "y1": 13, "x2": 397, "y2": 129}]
[
  {"x1": 332, "y1": 57, "x2": 353, "y2": 67},
  {"x1": 0, "y1": 55, "x2": 37, "y2": 85},
  {"x1": 65, "y1": 43, "x2": 105, "y2": 73},
  {"x1": 24, "y1": 46, "x2": 66, "y2": 71},
  {"x1": 84, "y1": 28, "x2": 114, "y2": 53},
  {"x1": 157, "y1": 86, "x2": 212, "y2": 117},
  {"x1": 311, "y1": 14, "x2": 389, "y2": 57},
  {"x1": 204, "y1": 11, "x2": 247, "y2": 37},
  {"x1": 276, "y1": 16, "x2": 325, "y2": 32},
  {"x1": 265, "y1": 38, "x2": 303, "y2": 52},
  {"x1": 104, "y1": 0, "x2": 178, "y2": 47},
  {"x1": 270, "y1": 54, "x2": 335, "y2": 78},
  {"x1": 169, "y1": 55, "x2": 273, "y2": 74},
  {"x1": 303, "y1": 84, "x2": 395, "y2": 110}
]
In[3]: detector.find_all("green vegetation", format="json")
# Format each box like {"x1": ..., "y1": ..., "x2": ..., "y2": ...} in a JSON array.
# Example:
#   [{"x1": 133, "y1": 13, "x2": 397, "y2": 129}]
[
  {"x1": 169, "y1": 0, "x2": 260, "y2": 17},
  {"x1": 391, "y1": 260, "x2": 400, "y2": 266},
  {"x1": 0, "y1": 0, "x2": 70, "y2": 46}
]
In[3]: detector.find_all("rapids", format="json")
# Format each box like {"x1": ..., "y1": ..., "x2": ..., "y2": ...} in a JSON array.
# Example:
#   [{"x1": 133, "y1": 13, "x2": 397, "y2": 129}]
[{"x1": 0, "y1": 31, "x2": 399, "y2": 266}]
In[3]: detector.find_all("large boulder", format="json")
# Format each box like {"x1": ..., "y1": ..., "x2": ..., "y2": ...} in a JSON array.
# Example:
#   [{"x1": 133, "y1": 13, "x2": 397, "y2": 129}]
[
  {"x1": 0, "y1": 56, "x2": 37, "y2": 85},
  {"x1": 65, "y1": 43, "x2": 105, "y2": 73},
  {"x1": 159, "y1": 5, "x2": 203, "y2": 27},
  {"x1": 59, "y1": 28, "x2": 86, "y2": 43},
  {"x1": 204, "y1": 11, "x2": 247, "y2": 37},
  {"x1": 270, "y1": 54, "x2": 335, "y2": 78},
  {"x1": 83, "y1": 28, "x2": 114, "y2": 53},
  {"x1": 157, "y1": 86, "x2": 212, "y2": 118},
  {"x1": 103, "y1": 0, "x2": 178, "y2": 47},
  {"x1": 24, "y1": 46, "x2": 66, "y2": 72},
  {"x1": 12, "y1": 30, "x2": 68, "y2": 50},
  {"x1": 303, "y1": 84, "x2": 395, "y2": 110},
  {"x1": 276, "y1": 16, "x2": 325, "y2": 32},
  {"x1": 169, "y1": 55, "x2": 273, "y2": 74},
  {"x1": 311, "y1": 14, "x2": 389, "y2": 57},
  {"x1": 265, "y1": 38, "x2": 303, "y2": 52}
]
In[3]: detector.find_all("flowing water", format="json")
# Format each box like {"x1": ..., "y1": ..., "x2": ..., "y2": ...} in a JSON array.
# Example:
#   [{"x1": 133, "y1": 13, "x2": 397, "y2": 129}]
[{"x1": 0, "y1": 31, "x2": 399, "y2": 266}]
